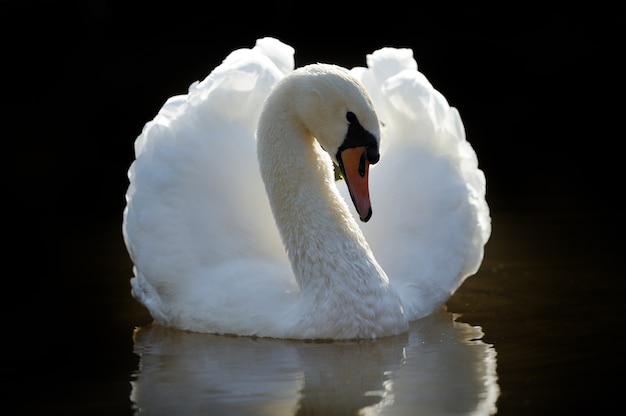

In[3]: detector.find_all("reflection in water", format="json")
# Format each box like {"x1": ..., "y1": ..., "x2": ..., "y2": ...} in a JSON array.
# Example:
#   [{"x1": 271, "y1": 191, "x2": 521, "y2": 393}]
[{"x1": 130, "y1": 310, "x2": 499, "y2": 415}]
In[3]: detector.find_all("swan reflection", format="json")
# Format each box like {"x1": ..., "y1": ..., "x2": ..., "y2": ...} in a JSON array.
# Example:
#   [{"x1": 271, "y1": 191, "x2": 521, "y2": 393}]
[{"x1": 131, "y1": 310, "x2": 498, "y2": 415}]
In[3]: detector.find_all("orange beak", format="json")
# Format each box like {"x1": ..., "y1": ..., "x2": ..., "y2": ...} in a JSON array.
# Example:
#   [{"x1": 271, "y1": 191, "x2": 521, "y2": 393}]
[{"x1": 339, "y1": 146, "x2": 372, "y2": 222}]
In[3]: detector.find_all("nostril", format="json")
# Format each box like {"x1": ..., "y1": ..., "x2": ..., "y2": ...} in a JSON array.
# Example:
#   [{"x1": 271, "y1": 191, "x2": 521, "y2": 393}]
[{"x1": 358, "y1": 152, "x2": 366, "y2": 177}]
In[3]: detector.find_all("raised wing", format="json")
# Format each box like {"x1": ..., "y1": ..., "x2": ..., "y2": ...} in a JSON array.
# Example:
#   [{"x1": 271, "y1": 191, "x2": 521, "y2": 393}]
[
  {"x1": 347, "y1": 48, "x2": 491, "y2": 320},
  {"x1": 122, "y1": 38, "x2": 296, "y2": 331}
]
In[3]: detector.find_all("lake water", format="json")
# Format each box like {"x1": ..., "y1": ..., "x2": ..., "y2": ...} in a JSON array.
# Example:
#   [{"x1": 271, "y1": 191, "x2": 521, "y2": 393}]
[
  {"x1": 130, "y1": 311, "x2": 498, "y2": 416},
  {"x1": 12, "y1": 206, "x2": 622, "y2": 415}
]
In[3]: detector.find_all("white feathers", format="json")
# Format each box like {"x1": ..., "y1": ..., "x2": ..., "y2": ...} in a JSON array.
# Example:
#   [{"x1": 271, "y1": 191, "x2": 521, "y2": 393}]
[
  {"x1": 122, "y1": 37, "x2": 490, "y2": 339},
  {"x1": 347, "y1": 47, "x2": 491, "y2": 318}
]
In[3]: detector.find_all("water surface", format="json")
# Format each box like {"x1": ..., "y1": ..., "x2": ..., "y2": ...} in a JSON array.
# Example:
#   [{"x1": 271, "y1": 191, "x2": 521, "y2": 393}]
[
  {"x1": 131, "y1": 311, "x2": 498, "y2": 415},
  {"x1": 14, "y1": 208, "x2": 622, "y2": 415}
]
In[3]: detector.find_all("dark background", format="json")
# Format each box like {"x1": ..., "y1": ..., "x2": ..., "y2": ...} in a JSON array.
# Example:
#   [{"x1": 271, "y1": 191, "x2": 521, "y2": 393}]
[
  {"x1": 6, "y1": 2, "x2": 622, "y2": 221},
  {"x1": 4, "y1": 1, "x2": 624, "y2": 414}
]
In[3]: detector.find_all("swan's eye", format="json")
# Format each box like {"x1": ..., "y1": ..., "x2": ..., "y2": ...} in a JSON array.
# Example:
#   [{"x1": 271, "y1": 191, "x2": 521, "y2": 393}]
[{"x1": 339, "y1": 111, "x2": 379, "y2": 167}]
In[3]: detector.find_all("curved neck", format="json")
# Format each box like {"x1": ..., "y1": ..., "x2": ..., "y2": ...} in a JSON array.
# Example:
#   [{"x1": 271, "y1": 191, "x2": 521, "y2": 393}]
[{"x1": 256, "y1": 91, "x2": 380, "y2": 292}]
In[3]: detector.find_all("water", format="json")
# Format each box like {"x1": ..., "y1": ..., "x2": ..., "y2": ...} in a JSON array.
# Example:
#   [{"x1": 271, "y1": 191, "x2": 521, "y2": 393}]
[
  {"x1": 11, "y1": 207, "x2": 622, "y2": 415},
  {"x1": 130, "y1": 312, "x2": 497, "y2": 415}
]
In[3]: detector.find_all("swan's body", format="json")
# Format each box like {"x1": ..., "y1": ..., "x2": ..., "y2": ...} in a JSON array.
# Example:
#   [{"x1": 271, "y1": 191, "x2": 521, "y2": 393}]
[{"x1": 123, "y1": 38, "x2": 490, "y2": 339}]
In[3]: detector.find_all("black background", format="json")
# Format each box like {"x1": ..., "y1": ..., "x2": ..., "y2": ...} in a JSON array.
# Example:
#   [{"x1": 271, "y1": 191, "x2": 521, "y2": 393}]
[
  {"x1": 6, "y1": 2, "x2": 623, "y2": 224},
  {"x1": 4, "y1": 1, "x2": 624, "y2": 414}
]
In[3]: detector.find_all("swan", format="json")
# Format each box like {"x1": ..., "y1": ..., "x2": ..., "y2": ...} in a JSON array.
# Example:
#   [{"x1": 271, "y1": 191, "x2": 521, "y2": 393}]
[{"x1": 122, "y1": 37, "x2": 490, "y2": 339}]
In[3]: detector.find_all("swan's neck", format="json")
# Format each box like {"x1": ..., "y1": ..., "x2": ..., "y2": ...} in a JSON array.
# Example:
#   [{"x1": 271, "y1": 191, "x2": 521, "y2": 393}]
[
  {"x1": 257, "y1": 93, "x2": 409, "y2": 338},
  {"x1": 257, "y1": 99, "x2": 377, "y2": 290}
]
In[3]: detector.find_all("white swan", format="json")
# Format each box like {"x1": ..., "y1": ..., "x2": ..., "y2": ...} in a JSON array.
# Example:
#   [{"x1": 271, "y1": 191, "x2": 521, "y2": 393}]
[{"x1": 122, "y1": 37, "x2": 490, "y2": 339}]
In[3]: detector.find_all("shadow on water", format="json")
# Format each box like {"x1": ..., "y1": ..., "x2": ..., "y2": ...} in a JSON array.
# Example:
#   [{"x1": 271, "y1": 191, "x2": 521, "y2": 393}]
[{"x1": 130, "y1": 310, "x2": 498, "y2": 415}]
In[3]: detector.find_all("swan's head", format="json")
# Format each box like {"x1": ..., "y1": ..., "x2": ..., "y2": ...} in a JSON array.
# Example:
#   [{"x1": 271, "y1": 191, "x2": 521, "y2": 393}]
[{"x1": 293, "y1": 64, "x2": 381, "y2": 222}]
